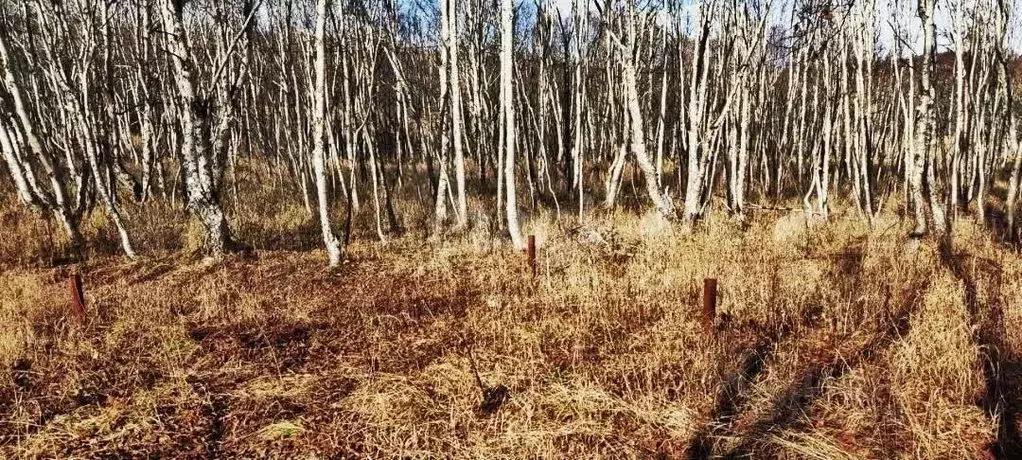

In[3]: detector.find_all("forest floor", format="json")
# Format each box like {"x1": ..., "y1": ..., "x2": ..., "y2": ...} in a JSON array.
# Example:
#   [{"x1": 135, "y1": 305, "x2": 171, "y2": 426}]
[{"x1": 2, "y1": 196, "x2": 1022, "y2": 458}]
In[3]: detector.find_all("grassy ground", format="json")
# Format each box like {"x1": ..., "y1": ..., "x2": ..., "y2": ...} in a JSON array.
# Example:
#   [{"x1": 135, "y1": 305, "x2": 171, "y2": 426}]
[{"x1": 1, "y1": 172, "x2": 1022, "y2": 458}]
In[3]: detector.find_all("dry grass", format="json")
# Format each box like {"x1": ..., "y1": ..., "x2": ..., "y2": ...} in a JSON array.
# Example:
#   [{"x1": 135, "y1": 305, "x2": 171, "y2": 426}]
[{"x1": 1, "y1": 172, "x2": 1020, "y2": 458}]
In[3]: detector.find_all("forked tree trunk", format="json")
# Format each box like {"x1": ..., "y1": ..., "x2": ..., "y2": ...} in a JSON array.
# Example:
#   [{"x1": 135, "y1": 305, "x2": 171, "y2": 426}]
[
  {"x1": 622, "y1": 0, "x2": 673, "y2": 219},
  {"x1": 159, "y1": 0, "x2": 239, "y2": 257},
  {"x1": 681, "y1": 7, "x2": 712, "y2": 232}
]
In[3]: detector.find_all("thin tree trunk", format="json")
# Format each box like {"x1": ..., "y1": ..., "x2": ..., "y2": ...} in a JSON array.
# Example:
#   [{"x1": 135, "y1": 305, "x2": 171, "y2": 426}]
[
  {"x1": 501, "y1": 0, "x2": 524, "y2": 249},
  {"x1": 313, "y1": 0, "x2": 343, "y2": 266}
]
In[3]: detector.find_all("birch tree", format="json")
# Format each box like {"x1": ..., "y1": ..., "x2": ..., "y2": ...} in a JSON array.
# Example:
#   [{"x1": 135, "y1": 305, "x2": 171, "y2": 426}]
[
  {"x1": 313, "y1": 0, "x2": 343, "y2": 266},
  {"x1": 502, "y1": 0, "x2": 525, "y2": 249},
  {"x1": 158, "y1": 0, "x2": 247, "y2": 257},
  {"x1": 0, "y1": 18, "x2": 85, "y2": 254},
  {"x1": 1, "y1": 0, "x2": 1020, "y2": 258},
  {"x1": 910, "y1": 0, "x2": 946, "y2": 237},
  {"x1": 622, "y1": 0, "x2": 674, "y2": 219}
]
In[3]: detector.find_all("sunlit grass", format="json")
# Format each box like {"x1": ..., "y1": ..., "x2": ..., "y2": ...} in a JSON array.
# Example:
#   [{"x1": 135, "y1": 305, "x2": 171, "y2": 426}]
[{"x1": 0, "y1": 167, "x2": 1019, "y2": 457}]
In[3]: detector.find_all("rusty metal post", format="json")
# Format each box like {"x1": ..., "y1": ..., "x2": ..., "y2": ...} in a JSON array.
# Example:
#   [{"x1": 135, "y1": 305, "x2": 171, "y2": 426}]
[
  {"x1": 527, "y1": 235, "x2": 536, "y2": 276},
  {"x1": 69, "y1": 268, "x2": 86, "y2": 324},
  {"x1": 703, "y1": 278, "x2": 717, "y2": 326}
]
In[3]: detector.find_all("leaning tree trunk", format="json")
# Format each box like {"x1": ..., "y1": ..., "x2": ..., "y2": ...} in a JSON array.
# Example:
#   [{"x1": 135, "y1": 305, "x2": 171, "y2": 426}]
[
  {"x1": 74, "y1": 4, "x2": 137, "y2": 259},
  {"x1": 623, "y1": 0, "x2": 673, "y2": 219},
  {"x1": 0, "y1": 31, "x2": 84, "y2": 252},
  {"x1": 0, "y1": 116, "x2": 42, "y2": 210}
]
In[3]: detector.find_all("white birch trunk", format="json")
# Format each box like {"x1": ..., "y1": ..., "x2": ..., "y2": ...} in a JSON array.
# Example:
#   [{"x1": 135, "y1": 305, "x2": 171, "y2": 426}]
[
  {"x1": 501, "y1": 0, "x2": 525, "y2": 249},
  {"x1": 313, "y1": 0, "x2": 343, "y2": 266},
  {"x1": 448, "y1": 0, "x2": 468, "y2": 228},
  {"x1": 159, "y1": 0, "x2": 237, "y2": 256}
]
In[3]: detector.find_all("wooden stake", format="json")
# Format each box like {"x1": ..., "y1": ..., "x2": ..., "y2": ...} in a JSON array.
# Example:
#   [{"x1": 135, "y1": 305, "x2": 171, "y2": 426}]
[
  {"x1": 703, "y1": 278, "x2": 717, "y2": 326},
  {"x1": 69, "y1": 268, "x2": 86, "y2": 324}
]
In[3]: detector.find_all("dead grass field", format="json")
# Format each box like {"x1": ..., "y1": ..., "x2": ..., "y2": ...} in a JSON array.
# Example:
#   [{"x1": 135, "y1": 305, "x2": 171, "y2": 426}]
[{"x1": 2, "y1": 181, "x2": 1022, "y2": 458}]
